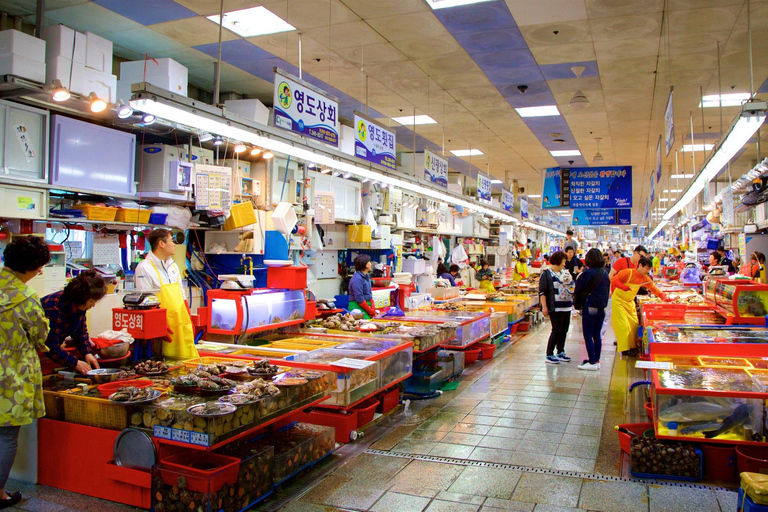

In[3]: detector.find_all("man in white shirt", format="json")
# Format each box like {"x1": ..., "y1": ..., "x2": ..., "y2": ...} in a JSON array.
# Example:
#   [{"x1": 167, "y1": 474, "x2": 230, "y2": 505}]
[{"x1": 134, "y1": 229, "x2": 197, "y2": 359}]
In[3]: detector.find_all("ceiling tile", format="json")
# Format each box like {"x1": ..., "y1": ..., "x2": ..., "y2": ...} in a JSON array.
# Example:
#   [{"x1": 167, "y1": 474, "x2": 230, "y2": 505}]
[
  {"x1": 342, "y1": 0, "x2": 429, "y2": 19},
  {"x1": 44, "y1": 2, "x2": 143, "y2": 34},
  {"x1": 0, "y1": 0, "x2": 88, "y2": 16},
  {"x1": 305, "y1": 21, "x2": 386, "y2": 49},
  {"x1": 335, "y1": 43, "x2": 407, "y2": 67},
  {"x1": 585, "y1": 0, "x2": 663, "y2": 18},
  {"x1": 589, "y1": 13, "x2": 662, "y2": 42},
  {"x1": 598, "y1": 56, "x2": 658, "y2": 76},
  {"x1": 365, "y1": 11, "x2": 449, "y2": 42},
  {"x1": 109, "y1": 26, "x2": 188, "y2": 59},
  {"x1": 547, "y1": 76, "x2": 601, "y2": 93},
  {"x1": 366, "y1": 60, "x2": 426, "y2": 84},
  {"x1": 149, "y1": 16, "x2": 239, "y2": 46},
  {"x1": 521, "y1": 20, "x2": 591, "y2": 47},
  {"x1": 431, "y1": 72, "x2": 493, "y2": 91},
  {"x1": 269, "y1": 0, "x2": 360, "y2": 30},
  {"x1": 593, "y1": 37, "x2": 661, "y2": 61},
  {"x1": 599, "y1": 73, "x2": 656, "y2": 90},
  {"x1": 451, "y1": 27, "x2": 529, "y2": 55},
  {"x1": 92, "y1": 0, "x2": 197, "y2": 25},
  {"x1": 669, "y1": 6, "x2": 742, "y2": 34},
  {"x1": 173, "y1": 0, "x2": 274, "y2": 16},
  {"x1": 432, "y1": 2, "x2": 517, "y2": 34},
  {"x1": 530, "y1": 43, "x2": 596, "y2": 65},
  {"x1": 505, "y1": 0, "x2": 587, "y2": 26},
  {"x1": 414, "y1": 54, "x2": 480, "y2": 77},
  {"x1": 390, "y1": 36, "x2": 464, "y2": 61}
]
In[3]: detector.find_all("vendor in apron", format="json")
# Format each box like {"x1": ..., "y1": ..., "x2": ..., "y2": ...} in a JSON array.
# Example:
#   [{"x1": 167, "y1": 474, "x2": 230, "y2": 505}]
[
  {"x1": 135, "y1": 229, "x2": 198, "y2": 359},
  {"x1": 610, "y1": 256, "x2": 668, "y2": 355},
  {"x1": 477, "y1": 260, "x2": 495, "y2": 294},
  {"x1": 513, "y1": 257, "x2": 529, "y2": 281},
  {"x1": 348, "y1": 254, "x2": 376, "y2": 319}
]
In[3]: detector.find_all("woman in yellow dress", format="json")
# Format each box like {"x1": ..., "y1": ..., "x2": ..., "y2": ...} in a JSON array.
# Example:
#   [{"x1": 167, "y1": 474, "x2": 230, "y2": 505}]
[
  {"x1": 610, "y1": 256, "x2": 668, "y2": 356},
  {"x1": 0, "y1": 236, "x2": 52, "y2": 508},
  {"x1": 512, "y1": 257, "x2": 529, "y2": 281}
]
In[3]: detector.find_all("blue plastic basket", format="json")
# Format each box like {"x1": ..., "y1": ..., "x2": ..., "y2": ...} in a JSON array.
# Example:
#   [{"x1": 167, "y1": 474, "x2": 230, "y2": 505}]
[
  {"x1": 148, "y1": 213, "x2": 168, "y2": 225},
  {"x1": 630, "y1": 446, "x2": 703, "y2": 482}
]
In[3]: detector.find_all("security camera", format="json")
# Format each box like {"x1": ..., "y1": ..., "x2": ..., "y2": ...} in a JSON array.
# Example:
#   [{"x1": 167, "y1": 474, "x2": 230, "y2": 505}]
[
  {"x1": 568, "y1": 160, "x2": 574, "y2": 165},
  {"x1": 518, "y1": 187, "x2": 525, "y2": 194},
  {"x1": 518, "y1": 85, "x2": 528, "y2": 94}
]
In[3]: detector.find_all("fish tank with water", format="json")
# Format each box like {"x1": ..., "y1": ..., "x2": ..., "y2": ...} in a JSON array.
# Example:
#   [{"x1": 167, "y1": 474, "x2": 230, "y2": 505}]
[
  {"x1": 652, "y1": 364, "x2": 768, "y2": 444},
  {"x1": 208, "y1": 289, "x2": 306, "y2": 335},
  {"x1": 705, "y1": 278, "x2": 768, "y2": 323}
]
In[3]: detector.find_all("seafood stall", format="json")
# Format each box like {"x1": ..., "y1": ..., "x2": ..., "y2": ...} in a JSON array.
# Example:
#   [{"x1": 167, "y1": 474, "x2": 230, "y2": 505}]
[
  {"x1": 207, "y1": 288, "x2": 309, "y2": 341},
  {"x1": 400, "y1": 310, "x2": 492, "y2": 348},
  {"x1": 704, "y1": 278, "x2": 768, "y2": 325},
  {"x1": 645, "y1": 325, "x2": 768, "y2": 358}
]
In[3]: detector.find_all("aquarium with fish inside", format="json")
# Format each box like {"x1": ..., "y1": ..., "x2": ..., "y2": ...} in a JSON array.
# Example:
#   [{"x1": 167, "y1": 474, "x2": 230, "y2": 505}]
[
  {"x1": 652, "y1": 365, "x2": 768, "y2": 445},
  {"x1": 704, "y1": 278, "x2": 768, "y2": 324},
  {"x1": 645, "y1": 325, "x2": 768, "y2": 357},
  {"x1": 208, "y1": 289, "x2": 306, "y2": 335}
]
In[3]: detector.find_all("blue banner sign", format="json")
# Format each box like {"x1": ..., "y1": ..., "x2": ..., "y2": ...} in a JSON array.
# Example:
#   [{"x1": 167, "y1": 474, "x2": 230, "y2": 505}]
[
  {"x1": 567, "y1": 166, "x2": 632, "y2": 209},
  {"x1": 273, "y1": 68, "x2": 339, "y2": 147},
  {"x1": 502, "y1": 189, "x2": 514, "y2": 212},
  {"x1": 572, "y1": 209, "x2": 631, "y2": 226},
  {"x1": 424, "y1": 148, "x2": 448, "y2": 188},
  {"x1": 354, "y1": 112, "x2": 395, "y2": 170},
  {"x1": 477, "y1": 174, "x2": 492, "y2": 204},
  {"x1": 520, "y1": 195, "x2": 528, "y2": 219}
]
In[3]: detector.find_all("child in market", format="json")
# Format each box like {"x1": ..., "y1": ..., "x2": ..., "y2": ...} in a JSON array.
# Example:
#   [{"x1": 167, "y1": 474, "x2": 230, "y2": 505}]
[{"x1": 538, "y1": 251, "x2": 573, "y2": 364}]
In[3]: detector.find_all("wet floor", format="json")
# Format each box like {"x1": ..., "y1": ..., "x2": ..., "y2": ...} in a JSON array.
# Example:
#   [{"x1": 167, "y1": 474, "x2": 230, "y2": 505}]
[{"x1": 5, "y1": 316, "x2": 738, "y2": 512}]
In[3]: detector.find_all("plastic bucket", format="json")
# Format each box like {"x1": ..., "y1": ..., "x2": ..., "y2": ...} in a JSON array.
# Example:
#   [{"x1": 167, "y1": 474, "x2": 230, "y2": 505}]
[
  {"x1": 617, "y1": 422, "x2": 653, "y2": 454},
  {"x1": 476, "y1": 342, "x2": 495, "y2": 360},
  {"x1": 508, "y1": 323, "x2": 519, "y2": 334},
  {"x1": 464, "y1": 348, "x2": 481, "y2": 365},
  {"x1": 517, "y1": 321, "x2": 531, "y2": 332},
  {"x1": 737, "y1": 446, "x2": 768, "y2": 475},
  {"x1": 352, "y1": 397, "x2": 379, "y2": 428},
  {"x1": 644, "y1": 402, "x2": 654, "y2": 420},
  {"x1": 703, "y1": 444, "x2": 738, "y2": 482}
]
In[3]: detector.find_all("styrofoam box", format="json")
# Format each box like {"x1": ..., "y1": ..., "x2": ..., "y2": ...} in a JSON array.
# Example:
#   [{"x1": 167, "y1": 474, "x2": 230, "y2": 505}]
[
  {"x1": 116, "y1": 79, "x2": 131, "y2": 104},
  {"x1": 120, "y1": 58, "x2": 187, "y2": 96},
  {"x1": 0, "y1": 29, "x2": 45, "y2": 62},
  {"x1": 0, "y1": 53, "x2": 45, "y2": 82},
  {"x1": 225, "y1": 98, "x2": 269, "y2": 125},
  {"x1": 84, "y1": 67, "x2": 116, "y2": 102},
  {"x1": 47, "y1": 56, "x2": 87, "y2": 94},
  {"x1": 402, "y1": 258, "x2": 426, "y2": 275},
  {"x1": 271, "y1": 202, "x2": 298, "y2": 234},
  {"x1": 85, "y1": 31, "x2": 112, "y2": 72},
  {"x1": 44, "y1": 25, "x2": 86, "y2": 64},
  {"x1": 339, "y1": 124, "x2": 354, "y2": 156}
]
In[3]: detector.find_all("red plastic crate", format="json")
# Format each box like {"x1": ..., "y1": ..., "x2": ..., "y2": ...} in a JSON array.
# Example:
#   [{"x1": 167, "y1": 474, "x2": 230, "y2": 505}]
[
  {"x1": 352, "y1": 397, "x2": 379, "y2": 428},
  {"x1": 267, "y1": 266, "x2": 307, "y2": 290},
  {"x1": 304, "y1": 300, "x2": 317, "y2": 320},
  {"x1": 159, "y1": 452, "x2": 240, "y2": 494},
  {"x1": 377, "y1": 387, "x2": 400, "y2": 414},
  {"x1": 517, "y1": 321, "x2": 531, "y2": 332},
  {"x1": 297, "y1": 408, "x2": 359, "y2": 443}
]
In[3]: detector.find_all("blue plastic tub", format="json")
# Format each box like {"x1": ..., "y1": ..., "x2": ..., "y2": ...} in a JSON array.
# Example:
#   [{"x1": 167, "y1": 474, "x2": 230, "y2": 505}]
[{"x1": 149, "y1": 213, "x2": 168, "y2": 225}]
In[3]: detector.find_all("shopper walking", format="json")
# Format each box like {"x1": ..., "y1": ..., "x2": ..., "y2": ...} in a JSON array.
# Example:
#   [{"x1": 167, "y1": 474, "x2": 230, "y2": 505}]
[
  {"x1": 539, "y1": 251, "x2": 573, "y2": 364},
  {"x1": 0, "y1": 236, "x2": 52, "y2": 509},
  {"x1": 610, "y1": 257, "x2": 668, "y2": 356},
  {"x1": 573, "y1": 249, "x2": 610, "y2": 370}
]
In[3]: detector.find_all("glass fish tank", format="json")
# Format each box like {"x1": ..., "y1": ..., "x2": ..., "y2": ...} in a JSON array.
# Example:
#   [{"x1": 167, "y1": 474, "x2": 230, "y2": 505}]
[
  {"x1": 208, "y1": 289, "x2": 306, "y2": 334},
  {"x1": 705, "y1": 278, "x2": 768, "y2": 319},
  {"x1": 402, "y1": 311, "x2": 491, "y2": 347},
  {"x1": 651, "y1": 326, "x2": 768, "y2": 345},
  {"x1": 652, "y1": 365, "x2": 768, "y2": 444}
]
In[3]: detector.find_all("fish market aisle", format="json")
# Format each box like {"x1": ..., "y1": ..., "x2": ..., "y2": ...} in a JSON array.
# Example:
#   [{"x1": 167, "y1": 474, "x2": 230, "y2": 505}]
[{"x1": 278, "y1": 317, "x2": 737, "y2": 512}]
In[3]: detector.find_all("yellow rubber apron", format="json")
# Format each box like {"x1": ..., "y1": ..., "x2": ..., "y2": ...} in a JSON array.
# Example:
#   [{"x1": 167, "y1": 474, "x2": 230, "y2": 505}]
[
  {"x1": 611, "y1": 269, "x2": 643, "y2": 352},
  {"x1": 151, "y1": 261, "x2": 198, "y2": 360},
  {"x1": 479, "y1": 280, "x2": 495, "y2": 293},
  {"x1": 512, "y1": 263, "x2": 526, "y2": 282}
]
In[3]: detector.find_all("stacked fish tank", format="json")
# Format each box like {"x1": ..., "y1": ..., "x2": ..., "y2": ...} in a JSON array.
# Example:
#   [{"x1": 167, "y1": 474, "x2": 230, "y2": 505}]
[
  {"x1": 652, "y1": 362, "x2": 768, "y2": 445},
  {"x1": 705, "y1": 278, "x2": 768, "y2": 324},
  {"x1": 403, "y1": 311, "x2": 491, "y2": 347},
  {"x1": 646, "y1": 325, "x2": 768, "y2": 357},
  {"x1": 208, "y1": 289, "x2": 306, "y2": 334}
]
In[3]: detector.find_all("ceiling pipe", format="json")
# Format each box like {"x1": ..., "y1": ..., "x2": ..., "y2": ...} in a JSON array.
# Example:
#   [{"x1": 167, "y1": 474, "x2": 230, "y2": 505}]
[{"x1": 35, "y1": 0, "x2": 45, "y2": 39}]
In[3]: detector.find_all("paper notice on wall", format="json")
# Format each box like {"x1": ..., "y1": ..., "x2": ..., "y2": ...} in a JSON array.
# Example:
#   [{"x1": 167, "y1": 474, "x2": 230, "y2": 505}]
[
  {"x1": 63, "y1": 241, "x2": 85, "y2": 260},
  {"x1": 92, "y1": 234, "x2": 120, "y2": 266},
  {"x1": 314, "y1": 191, "x2": 335, "y2": 224},
  {"x1": 193, "y1": 164, "x2": 232, "y2": 211},
  {"x1": 14, "y1": 124, "x2": 37, "y2": 162}
]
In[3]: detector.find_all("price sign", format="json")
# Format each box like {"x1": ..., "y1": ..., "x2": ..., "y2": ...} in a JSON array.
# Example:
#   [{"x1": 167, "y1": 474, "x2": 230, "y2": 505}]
[
  {"x1": 171, "y1": 428, "x2": 191, "y2": 443},
  {"x1": 333, "y1": 358, "x2": 376, "y2": 369},
  {"x1": 635, "y1": 361, "x2": 673, "y2": 370},
  {"x1": 153, "y1": 425, "x2": 172, "y2": 439}
]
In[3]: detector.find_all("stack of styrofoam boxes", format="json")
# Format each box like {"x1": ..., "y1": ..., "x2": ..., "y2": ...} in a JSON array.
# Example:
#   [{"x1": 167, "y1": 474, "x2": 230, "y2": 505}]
[
  {"x1": 0, "y1": 29, "x2": 46, "y2": 83},
  {"x1": 45, "y1": 25, "x2": 116, "y2": 102},
  {"x1": 117, "y1": 58, "x2": 188, "y2": 104}
]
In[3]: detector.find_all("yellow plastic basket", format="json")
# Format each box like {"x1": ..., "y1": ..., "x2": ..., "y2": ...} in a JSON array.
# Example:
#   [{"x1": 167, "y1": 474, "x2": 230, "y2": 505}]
[
  {"x1": 224, "y1": 202, "x2": 257, "y2": 231},
  {"x1": 73, "y1": 204, "x2": 118, "y2": 221},
  {"x1": 115, "y1": 208, "x2": 151, "y2": 224},
  {"x1": 62, "y1": 393, "x2": 128, "y2": 430}
]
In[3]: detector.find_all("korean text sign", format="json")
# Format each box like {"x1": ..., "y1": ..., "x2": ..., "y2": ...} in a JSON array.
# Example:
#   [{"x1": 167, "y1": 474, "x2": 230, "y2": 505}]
[
  {"x1": 477, "y1": 174, "x2": 492, "y2": 204},
  {"x1": 354, "y1": 113, "x2": 395, "y2": 170},
  {"x1": 520, "y1": 195, "x2": 529, "y2": 219},
  {"x1": 572, "y1": 209, "x2": 631, "y2": 226},
  {"x1": 567, "y1": 166, "x2": 632, "y2": 209},
  {"x1": 273, "y1": 69, "x2": 339, "y2": 147},
  {"x1": 502, "y1": 189, "x2": 514, "y2": 212},
  {"x1": 424, "y1": 149, "x2": 448, "y2": 188}
]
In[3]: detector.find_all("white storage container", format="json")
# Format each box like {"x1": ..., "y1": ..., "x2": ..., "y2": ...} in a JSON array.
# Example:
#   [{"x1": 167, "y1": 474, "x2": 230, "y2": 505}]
[
  {"x1": 47, "y1": 56, "x2": 87, "y2": 94},
  {"x1": 0, "y1": 184, "x2": 47, "y2": 220},
  {"x1": 0, "y1": 29, "x2": 45, "y2": 62},
  {"x1": 0, "y1": 54, "x2": 45, "y2": 83},
  {"x1": 225, "y1": 98, "x2": 269, "y2": 125},
  {"x1": 271, "y1": 202, "x2": 298, "y2": 234},
  {"x1": 84, "y1": 31, "x2": 112, "y2": 72},
  {"x1": 402, "y1": 258, "x2": 426, "y2": 275},
  {"x1": 120, "y1": 57, "x2": 187, "y2": 96},
  {"x1": 44, "y1": 25, "x2": 86, "y2": 64},
  {"x1": 84, "y1": 67, "x2": 116, "y2": 102}
]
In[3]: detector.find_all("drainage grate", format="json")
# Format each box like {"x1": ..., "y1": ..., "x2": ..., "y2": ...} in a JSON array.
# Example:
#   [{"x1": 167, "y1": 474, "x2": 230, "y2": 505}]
[{"x1": 364, "y1": 449, "x2": 736, "y2": 493}]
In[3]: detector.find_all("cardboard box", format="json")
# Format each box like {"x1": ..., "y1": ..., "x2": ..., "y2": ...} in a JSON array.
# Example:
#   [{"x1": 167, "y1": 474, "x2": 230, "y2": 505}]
[
  {"x1": 225, "y1": 98, "x2": 269, "y2": 125},
  {"x1": 120, "y1": 58, "x2": 187, "y2": 96},
  {"x1": 46, "y1": 56, "x2": 87, "y2": 93},
  {"x1": 85, "y1": 31, "x2": 112, "y2": 72},
  {"x1": 0, "y1": 29, "x2": 45, "y2": 63},
  {"x1": 44, "y1": 25, "x2": 86, "y2": 64},
  {"x1": 84, "y1": 67, "x2": 116, "y2": 102},
  {"x1": 0, "y1": 53, "x2": 45, "y2": 82}
]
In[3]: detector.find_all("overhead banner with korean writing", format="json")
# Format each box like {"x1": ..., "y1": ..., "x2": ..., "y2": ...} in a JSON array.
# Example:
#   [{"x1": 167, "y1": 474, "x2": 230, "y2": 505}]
[
  {"x1": 424, "y1": 148, "x2": 448, "y2": 188},
  {"x1": 567, "y1": 166, "x2": 632, "y2": 209},
  {"x1": 502, "y1": 188, "x2": 514, "y2": 212},
  {"x1": 353, "y1": 111, "x2": 395, "y2": 171},
  {"x1": 477, "y1": 174, "x2": 492, "y2": 204},
  {"x1": 520, "y1": 195, "x2": 529, "y2": 219},
  {"x1": 665, "y1": 88, "x2": 674, "y2": 156},
  {"x1": 542, "y1": 166, "x2": 568, "y2": 208},
  {"x1": 656, "y1": 135, "x2": 662, "y2": 183},
  {"x1": 572, "y1": 209, "x2": 631, "y2": 226},
  {"x1": 650, "y1": 168, "x2": 656, "y2": 203},
  {"x1": 273, "y1": 68, "x2": 339, "y2": 147}
]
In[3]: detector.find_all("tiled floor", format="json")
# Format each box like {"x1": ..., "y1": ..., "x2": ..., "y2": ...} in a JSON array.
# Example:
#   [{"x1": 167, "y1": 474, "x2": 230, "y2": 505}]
[{"x1": 4, "y1": 316, "x2": 738, "y2": 512}]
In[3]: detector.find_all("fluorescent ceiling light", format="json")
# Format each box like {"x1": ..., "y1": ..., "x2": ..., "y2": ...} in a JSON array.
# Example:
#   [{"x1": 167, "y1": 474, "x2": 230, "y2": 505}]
[
  {"x1": 650, "y1": 220, "x2": 668, "y2": 238},
  {"x1": 681, "y1": 144, "x2": 714, "y2": 152},
  {"x1": 527, "y1": 194, "x2": 541, "y2": 198},
  {"x1": 392, "y1": 115, "x2": 437, "y2": 125},
  {"x1": 515, "y1": 105, "x2": 560, "y2": 118},
  {"x1": 208, "y1": 6, "x2": 295, "y2": 37},
  {"x1": 671, "y1": 174, "x2": 694, "y2": 179},
  {"x1": 450, "y1": 149, "x2": 483, "y2": 157},
  {"x1": 490, "y1": 179, "x2": 503, "y2": 184},
  {"x1": 658, "y1": 197, "x2": 677, "y2": 202},
  {"x1": 550, "y1": 150, "x2": 581, "y2": 157},
  {"x1": 663, "y1": 189, "x2": 682, "y2": 193},
  {"x1": 523, "y1": 221, "x2": 566, "y2": 237},
  {"x1": 699, "y1": 93, "x2": 751, "y2": 108},
  {"x1": 425, "y1": 0, "x2": 495, "y2": 9}
]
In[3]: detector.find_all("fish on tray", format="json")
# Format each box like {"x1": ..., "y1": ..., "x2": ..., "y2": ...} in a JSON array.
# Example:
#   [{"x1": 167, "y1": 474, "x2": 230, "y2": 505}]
[
  {"x1": 658, "y1": 400, "x2": 736, "y2": 422},
  {"x1": 703, "y1": 404, "x2": 751, "y2": 439}
]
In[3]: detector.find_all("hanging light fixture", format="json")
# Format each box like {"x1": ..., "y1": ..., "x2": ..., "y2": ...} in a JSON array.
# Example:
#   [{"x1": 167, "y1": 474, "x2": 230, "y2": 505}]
[
  {"x1": 592, "y1": 137, "x2": 604, "y2": 163},
  {"x1": 262, "y1": 151, "x2": 274, "y2": 159},
  {"x1": 233, "y1": 143, "x2": 247, "y2": 154},
  {"x1": 320, "y1": 167, "x2": 332, "y2": 174},
  {"x1": 212, "y1": 136, "x2": 224, "y2": 146},
  {"x1": 141, "y1": 113, "x2": 156, "y2": 125},
  {"x1": 250, "y1": 147, "x2": 262, "y2": 156},
  {"x1": 568, "y1": 66, "x2": 590, "y2": 110},
  {"x1": 87, "y1": 92, "x2": 108, "y2": 113},
  {"x1": 49, "y1": 79, "x2": 70, "y2": 102},
  {"x1": 199, "y1": 132, "x2": 214, "y2": 142},
  {"x1": 114, "y1": 101, "x2": 133, "y2": 119}
]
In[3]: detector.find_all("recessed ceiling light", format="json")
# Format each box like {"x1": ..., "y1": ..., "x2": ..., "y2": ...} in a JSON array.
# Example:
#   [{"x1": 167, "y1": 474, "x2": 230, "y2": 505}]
[
  {"x1": 515, "y1": 105, "x2": 560, "y2": 118},
  {"x1": 663, "y1": 189, "x2": 683, "y2": 193},
  {"x1": 681, "y1": 144, "x2": 714, "y2": 152},
  {"x1": 208, "y1": 6, "x2": 295, "y2": 38},
  {"x1": 671, "y1": 173, "x2": 694, "y2": 179},
  {"x1": 527, "y1": 194, "x2": 541, "y2": 198},
  {"x1": 699, "y1": 93, "x2": 751, "y2": 108},
  {"x1": 490, "y1": 179, "x2": 503, "y2": 184},
  {"x1": 425, "y1": 0, "x2": 495, "y2": 9},
  {"x1": 392, "y1": 115, "x2": 437, "y2": 125},
  {"x1": 450, "y1": 149, "x2": 483, "y2": 157},
  {"x1": 550, "y1": 150, "x2": 581, "y2": 157}
]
